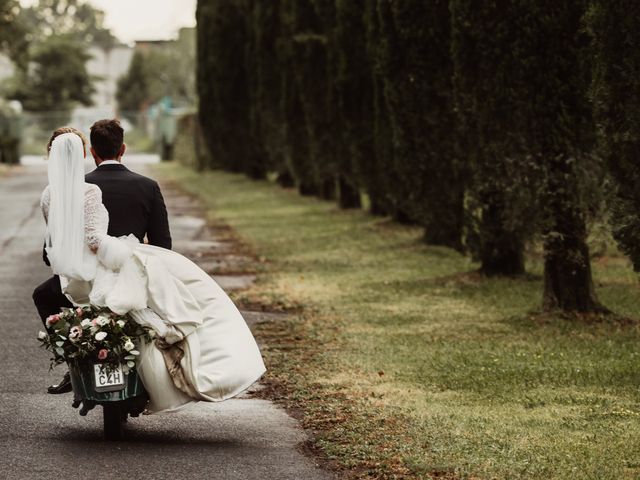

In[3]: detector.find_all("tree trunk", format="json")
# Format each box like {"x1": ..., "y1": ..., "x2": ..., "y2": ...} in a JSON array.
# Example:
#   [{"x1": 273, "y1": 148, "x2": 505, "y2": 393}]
[
  {"x1": 298, "y1": 181, "x2": 318, "y2": 196},
  {"x1": 369, "y1": 197, "x2": 387, "y2": 216},
  {"x1": 338, "y1": 176, "x2": 361, "y2": 209},
  {"x1": 479, "y1": 202, "x2": 525, "y2": 276},
  {"x1": 423, "y1": 188, "x2": 465, "y2": 251},
  {"x1": 542, "y1": 154, "x2": 605, "y2": 313},
  {"x1": 276, "y1": 169, "x2": 295, "y2": 188},
  {"x1": 320, "y1": 177, "x2": 336, "y2": 200},
  {"x1": 543, "y1": 234, "x2": 603, "y2": 312},
  {"x1": 393, "y1": 208, "x2": 416, "y2": 225}
]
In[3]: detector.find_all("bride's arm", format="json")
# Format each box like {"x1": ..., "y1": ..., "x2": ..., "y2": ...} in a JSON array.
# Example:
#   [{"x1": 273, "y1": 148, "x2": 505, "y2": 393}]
[
  {"x1": 86, "y1": 186, "x2": 136, "y2": 270},
  {"x1": 85, "y1": 185, "x2": 105, "y2": 253},
  {"x1": 40, "y1": 186, "x2": 50, "y2": 223}
]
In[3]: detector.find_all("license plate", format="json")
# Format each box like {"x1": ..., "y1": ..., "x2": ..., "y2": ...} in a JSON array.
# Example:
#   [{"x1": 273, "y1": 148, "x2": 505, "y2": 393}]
[{"x1": 93, "y1": 364, "x2": 126, "y2": 392}]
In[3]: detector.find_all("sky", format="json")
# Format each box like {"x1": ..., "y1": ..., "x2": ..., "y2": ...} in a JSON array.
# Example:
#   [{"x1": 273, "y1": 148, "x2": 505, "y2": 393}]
[{"x1": 20, "y1": 0, "x2": 197, "y2": 44}]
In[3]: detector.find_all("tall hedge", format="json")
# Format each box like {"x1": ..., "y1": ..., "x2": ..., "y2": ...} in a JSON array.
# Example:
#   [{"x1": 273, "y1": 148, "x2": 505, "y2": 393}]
[
  {"x1": 451, "y1": 1, "x2": 534, "y2": 274},
  {"x1": 249, "y1": 0, "x2": 291, "y2": 184},
  {"x1": 196, "y1": 0, "x2": 265, "y2": 178},
  {"x1": 377, "y1": 0, "x2": 464, "y2": 249},
  {"x1": 452, "y1": 0, "x2": 604, "y2": 310},
  {"x1": 335, "y1": 0, "x2": 378, "y2": 210},
  {"x1": 363, "y1": 0, "x2": 397, "y2": 216},
  {"x1": 589, "y1": 1, "x2": 640, "y2": 271},
  {"x1": 195, "y1": 0, "x2": 629, "y2": 309}
]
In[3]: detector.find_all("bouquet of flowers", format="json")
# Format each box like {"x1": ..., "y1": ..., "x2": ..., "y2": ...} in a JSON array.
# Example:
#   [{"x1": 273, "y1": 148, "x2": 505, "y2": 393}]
[{"x1": 37, "y1": 306, "x2": 152, "y2": 372}]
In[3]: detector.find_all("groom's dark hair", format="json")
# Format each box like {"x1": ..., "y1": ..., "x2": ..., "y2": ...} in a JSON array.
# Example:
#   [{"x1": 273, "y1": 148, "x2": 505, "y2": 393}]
[{"x1": 90, "y1": 119, "x2": 124, "y2": 159}]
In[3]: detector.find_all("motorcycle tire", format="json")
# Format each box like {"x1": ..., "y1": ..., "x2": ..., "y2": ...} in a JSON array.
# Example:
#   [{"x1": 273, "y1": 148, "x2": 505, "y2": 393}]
[{"x1": 103, "y1": 403, "x2": 124, "y2": 440}]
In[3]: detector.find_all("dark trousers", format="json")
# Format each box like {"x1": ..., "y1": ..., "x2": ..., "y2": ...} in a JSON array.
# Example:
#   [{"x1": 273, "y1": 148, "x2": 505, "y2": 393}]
[{"x1": 32, "y1": 275, "x2": 73, "y2": 326}]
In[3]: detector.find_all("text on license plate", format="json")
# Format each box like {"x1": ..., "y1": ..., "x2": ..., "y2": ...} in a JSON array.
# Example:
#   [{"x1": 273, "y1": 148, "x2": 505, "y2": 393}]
[{"x1": 93, "y1": 364, "x2": 125, "y2": 390}]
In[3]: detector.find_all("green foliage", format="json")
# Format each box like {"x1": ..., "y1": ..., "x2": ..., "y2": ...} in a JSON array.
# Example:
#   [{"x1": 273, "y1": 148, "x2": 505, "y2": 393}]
[
  {"x1": 277, "y1": 0, "x2": 330, "y2": 195},
  {"x1": 17, "y1": 0, "x2": 116, "y2": 48},
  {"x1": 196, "y1": 0, "x2": 264, "y2": 178},
  {"x1": 451, "y1": 0, "x2": 543, "y2": 274},
  {"x1": 4, "y1": 0, "x2": 116, "y2": 116},
  {"x1": 589, "y1": 1, "x2": 640, "y2": 271},
  {"x1": 248, "y1": 0, "x2": 290, "y2": 181},
  {"x1": 335, "y1": 0, "x2": 374, "y2": 208},
  {"x1": 116, "y1": 51, "x2": 150, "y2": 115},
  {"x1": 194, "y1": 0, "x2": 632, "y2": 311},
  {"x1": 0, "y1": 0, "x2": 28, "y2": 67},
  {"x1": 7, "y1": 34, "x2": 94, "y2": 114},
  {"x1": 450, "y1": 0, "x2": 604, "y2": 304},
  {"x1": 377, "y1": 0, "x2": 464, "y2": 249}
]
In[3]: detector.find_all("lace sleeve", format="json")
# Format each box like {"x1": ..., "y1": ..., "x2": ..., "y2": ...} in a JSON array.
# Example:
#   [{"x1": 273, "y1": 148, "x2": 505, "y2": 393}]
[
  {"x1": 85, "y1": 185, "x2": 106, "y2": 251},
  {"x1": 40, "y1": 186, "x2": 50, "y2": 223}
]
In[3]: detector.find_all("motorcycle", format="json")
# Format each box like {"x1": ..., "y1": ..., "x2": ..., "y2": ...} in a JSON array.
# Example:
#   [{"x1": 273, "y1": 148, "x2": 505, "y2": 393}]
[{"x1": 68, "y1": 361, "x2": 148, "y2": 440}]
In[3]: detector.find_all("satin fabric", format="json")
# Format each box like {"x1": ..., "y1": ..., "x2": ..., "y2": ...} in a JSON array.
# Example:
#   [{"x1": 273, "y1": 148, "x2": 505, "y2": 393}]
[{"x1": 67, "y1": 239, "x2": 266, "y2": 413}]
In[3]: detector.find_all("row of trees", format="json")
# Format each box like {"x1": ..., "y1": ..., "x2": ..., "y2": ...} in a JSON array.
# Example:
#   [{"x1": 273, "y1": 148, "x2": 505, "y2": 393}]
[
  {"x1": 195, "y1": 0, "x2": 640, "y2": 314},
  {"x1": 0, "y1": 0, "x2": 113, "y2": 122}
]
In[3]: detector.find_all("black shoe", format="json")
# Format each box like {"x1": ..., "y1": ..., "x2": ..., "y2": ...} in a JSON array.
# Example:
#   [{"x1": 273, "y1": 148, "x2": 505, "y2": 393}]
[{"x1": 47, "y1": 372, "x2": 72, "y2": 394}]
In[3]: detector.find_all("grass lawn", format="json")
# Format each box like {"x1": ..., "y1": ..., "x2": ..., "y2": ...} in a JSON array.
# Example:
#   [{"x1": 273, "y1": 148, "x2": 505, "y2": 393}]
[{"x1": 154, "y1": 162, "x2": 640, "y2": 480}]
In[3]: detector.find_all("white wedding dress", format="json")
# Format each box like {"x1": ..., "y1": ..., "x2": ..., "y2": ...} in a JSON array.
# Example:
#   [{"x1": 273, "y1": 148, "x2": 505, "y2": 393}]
[{"x1": 41, "y1": 183, "x2": 266, "y2": 413}]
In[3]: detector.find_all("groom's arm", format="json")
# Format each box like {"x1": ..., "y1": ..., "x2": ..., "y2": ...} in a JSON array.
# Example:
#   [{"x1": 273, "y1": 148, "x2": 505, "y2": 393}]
[{"x1": 146, "y1": 181, "x2": 172, "y2": 250}]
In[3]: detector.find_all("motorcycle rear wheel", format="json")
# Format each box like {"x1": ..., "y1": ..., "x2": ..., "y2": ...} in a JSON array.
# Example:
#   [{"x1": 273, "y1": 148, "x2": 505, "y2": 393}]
[{"x1": 103, "y1": 403, "x2": 124, "y2": 440}]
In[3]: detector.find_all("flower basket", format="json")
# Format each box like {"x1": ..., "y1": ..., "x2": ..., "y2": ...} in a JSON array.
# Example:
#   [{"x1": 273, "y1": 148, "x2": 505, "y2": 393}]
[{"x1": 38, "y1": 306, "x2": 152, "y2": 403}]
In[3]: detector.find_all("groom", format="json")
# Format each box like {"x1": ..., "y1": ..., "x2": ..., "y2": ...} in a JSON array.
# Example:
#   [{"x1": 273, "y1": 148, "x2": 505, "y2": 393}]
[{"x1": 32, "y1": 118, "x2": 172, "y2": 393}]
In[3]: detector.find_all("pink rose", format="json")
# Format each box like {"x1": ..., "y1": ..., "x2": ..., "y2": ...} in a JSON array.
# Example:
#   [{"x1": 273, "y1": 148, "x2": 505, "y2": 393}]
[
  {"x1": 91, "y1": 319, "x2": 98, "y2": 326},
  {"x1": 76, "y1": 308, "x2": 84, "y2": 317},
  {"x1": 45, "y1": 314, "x2": 60, "y2": 326},
  {"x1": 97, "y1": 349, "x2": 108, "y2": 361}
]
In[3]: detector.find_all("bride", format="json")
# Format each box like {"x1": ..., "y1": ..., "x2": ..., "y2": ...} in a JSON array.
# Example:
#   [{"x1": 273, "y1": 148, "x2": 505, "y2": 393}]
[{"x1": 41, "y1": 130, "x2": 265, "y2": 413}]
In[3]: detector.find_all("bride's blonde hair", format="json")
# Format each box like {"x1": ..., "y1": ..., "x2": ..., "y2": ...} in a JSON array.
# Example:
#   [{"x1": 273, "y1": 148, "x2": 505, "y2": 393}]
[{"x1": 46, "y1": 127, "x2": 87, "y2": 156}]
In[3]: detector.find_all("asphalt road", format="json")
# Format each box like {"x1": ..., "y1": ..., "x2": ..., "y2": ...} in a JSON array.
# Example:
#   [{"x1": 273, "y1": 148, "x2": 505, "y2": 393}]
[{"x1": 0, "y1": 159, "x2": 333, "y2": 480}]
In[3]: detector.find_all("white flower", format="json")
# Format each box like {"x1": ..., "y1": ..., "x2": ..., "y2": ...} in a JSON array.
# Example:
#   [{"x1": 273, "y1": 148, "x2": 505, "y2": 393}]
[
  {"x1": 116, "y1": 320, "x2": 125, "y2": 328},
  {"x1": 80, "y1": 319, "x2": 91, "y2": 328},
  {"x1": 95, "y1": 331, "x2": 107, "y2": 341},
  {"x1": 96, "y1": 316, "x2": 110, "y2": 327},
  {"x1": 123, "y1": 339, "x2": 135, "y2": 351},
  {"x1": 37, "y1": 331, "x2": 48, "y2": 340}
]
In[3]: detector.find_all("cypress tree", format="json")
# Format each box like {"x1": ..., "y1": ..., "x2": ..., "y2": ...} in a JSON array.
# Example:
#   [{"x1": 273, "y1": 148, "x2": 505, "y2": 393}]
[
  {"x1": 589, "y1": 1, "x2": 640, "y2": 271},
  {"x1": 196, "y1": 0, "x2": 265, "y2": 178},
  {"x1": 363, "y1": 0, "x2": 398, "y2": 217},
  {"x1": 335, "y1": 0, "x2": 376, "y2": 210},
  {"x1": 377, "y1": 0, "x2": 464, "y2": 249},
  {"x1": 452, "y1": 0, "x2": 605, "y2": 310},
  {"x1": 450, "y1": 0, "x2": 531, "y2": 275},
  {"x1": 249, "y1": 0, "x2": 291, "y2": 183},
  {"x1": 278, "y1": 0, "x2": 321, "y2": 195}
]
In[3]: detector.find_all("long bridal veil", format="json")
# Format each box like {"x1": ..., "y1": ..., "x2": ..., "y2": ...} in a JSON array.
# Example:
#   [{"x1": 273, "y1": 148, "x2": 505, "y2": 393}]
[{"x1": 46, "y1": 133, "x2": 96, "y2": 281}]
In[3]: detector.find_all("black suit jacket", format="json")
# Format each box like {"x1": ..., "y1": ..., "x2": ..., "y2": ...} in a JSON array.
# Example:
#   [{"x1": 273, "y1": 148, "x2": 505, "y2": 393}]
[
  {"x1": 43, "y1": 164, "x2": 172, "y2": 266},
  {"x1": 85, "y1": 164, "x2": 172, "y2": 249}
]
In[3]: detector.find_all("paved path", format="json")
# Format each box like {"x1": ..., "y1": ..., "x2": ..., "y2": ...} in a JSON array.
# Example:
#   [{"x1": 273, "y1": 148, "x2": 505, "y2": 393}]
[{"x1": 0, "y1": 158, "x2": 333, "y2": 480}]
